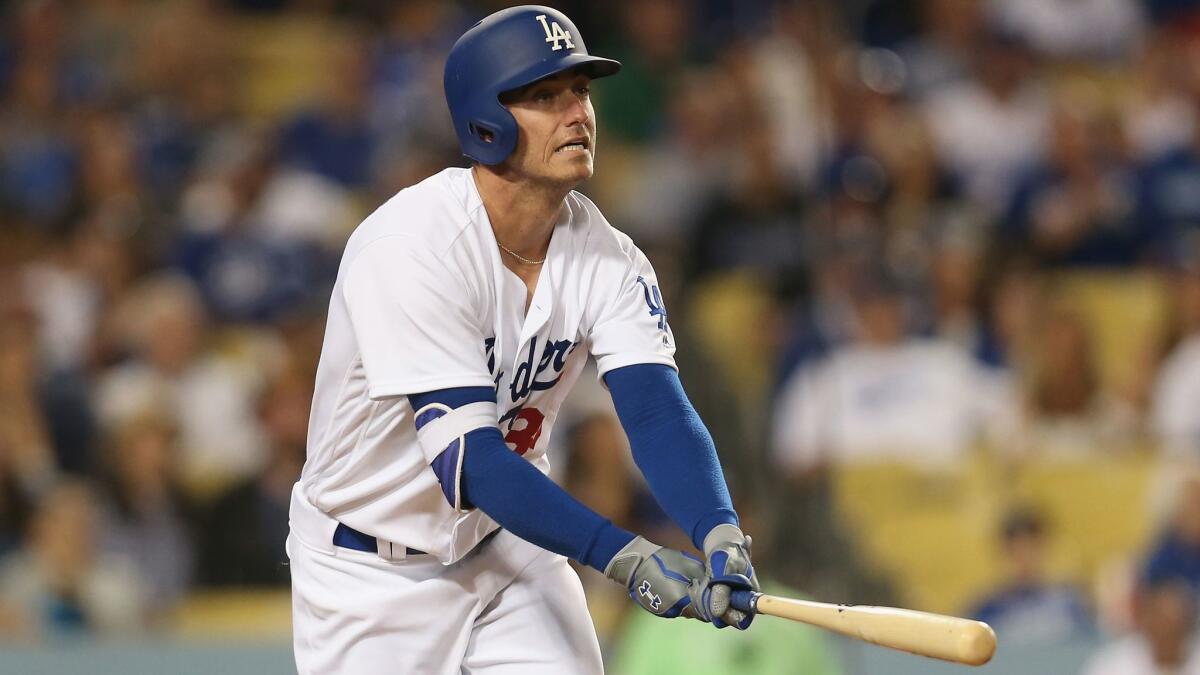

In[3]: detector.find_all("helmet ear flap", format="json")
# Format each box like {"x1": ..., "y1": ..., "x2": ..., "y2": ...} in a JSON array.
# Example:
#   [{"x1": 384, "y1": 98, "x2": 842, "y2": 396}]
[
  {"x1": 466, "y1": 101, "x2": 519, "y2": 165},
  {"x1": 468, "y1": 122, "x2": 496, "y2": 144}
]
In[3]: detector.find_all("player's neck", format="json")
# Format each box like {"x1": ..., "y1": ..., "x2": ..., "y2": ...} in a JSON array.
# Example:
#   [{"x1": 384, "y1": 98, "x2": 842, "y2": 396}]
[{"x1": 472, "y1": 165, "x2": 569, "y2": 260}]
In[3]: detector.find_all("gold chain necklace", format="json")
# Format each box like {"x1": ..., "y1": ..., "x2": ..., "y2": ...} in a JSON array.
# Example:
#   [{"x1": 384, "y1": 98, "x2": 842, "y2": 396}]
[{"x1": 497, "y1": 241, "x2": 546, "y2": 265}]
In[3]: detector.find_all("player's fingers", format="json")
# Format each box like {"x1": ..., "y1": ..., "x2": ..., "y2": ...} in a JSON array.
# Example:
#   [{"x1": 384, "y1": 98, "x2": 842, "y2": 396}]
[
  {"x1": 709, "y1": 582, "x2": 731, "y2": 616},
  {"x1": 724, "y1": 608, "x2": 747, "y2": 625}
]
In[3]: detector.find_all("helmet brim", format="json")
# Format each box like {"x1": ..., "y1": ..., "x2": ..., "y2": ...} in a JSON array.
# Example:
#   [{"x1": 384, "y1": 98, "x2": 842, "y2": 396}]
[{"x1": 496, "y1": 54, "x2": 622, "y2": 98}]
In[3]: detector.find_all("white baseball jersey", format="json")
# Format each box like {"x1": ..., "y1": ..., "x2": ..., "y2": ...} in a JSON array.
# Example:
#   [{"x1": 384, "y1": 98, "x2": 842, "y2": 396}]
[{"x1": 292, "y1": 167, "x2": 675, "y2": 564}]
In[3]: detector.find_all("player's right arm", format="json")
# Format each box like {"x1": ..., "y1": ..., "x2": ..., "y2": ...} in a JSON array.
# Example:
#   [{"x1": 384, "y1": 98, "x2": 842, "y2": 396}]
[
  {"x1": 341, "y1": 234, "x2": 702, "y2": 620},
  {"x1": 409, "y1": 386, "x2": 705, "y2": 620}
]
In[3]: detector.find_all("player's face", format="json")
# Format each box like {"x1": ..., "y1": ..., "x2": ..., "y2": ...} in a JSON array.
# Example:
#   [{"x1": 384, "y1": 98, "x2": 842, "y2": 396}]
[{"x1": 501, "y1": 70, "x2": 596, "y2": 187}]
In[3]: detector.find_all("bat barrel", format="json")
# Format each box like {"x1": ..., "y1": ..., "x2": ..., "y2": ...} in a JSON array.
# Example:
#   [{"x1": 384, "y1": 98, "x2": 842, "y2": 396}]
[
  {"x1": 955, "y1": 620, "x2": 998, "y2": 666},
  {"x1": 730, "y1": 591, "x2": 997, "y2": 667}
]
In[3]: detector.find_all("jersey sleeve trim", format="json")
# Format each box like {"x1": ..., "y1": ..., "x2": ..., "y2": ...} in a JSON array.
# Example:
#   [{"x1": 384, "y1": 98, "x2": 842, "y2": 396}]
[
  {"x1": 368, "y1": 375, "x2": 499, "y2": 401},
  {"x1": 594, "y1": 353, "x2": 678, "y2": 382}
]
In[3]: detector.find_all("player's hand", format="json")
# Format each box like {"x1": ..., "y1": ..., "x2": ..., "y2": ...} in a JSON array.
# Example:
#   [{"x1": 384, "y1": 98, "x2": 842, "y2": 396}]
[
  {"x1": 604, "y1": 536, "x2": 707, "y2": 620},
  {"x1": 692, "y1": 524, "x2": 759, "y2": 629}
]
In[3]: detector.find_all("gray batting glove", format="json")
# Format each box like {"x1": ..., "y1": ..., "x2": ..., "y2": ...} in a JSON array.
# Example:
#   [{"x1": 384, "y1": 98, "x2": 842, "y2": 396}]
[
  {"x1": 604, "y1": 536, "x2": 707, "y2": 620},
  {"x1": 692, "y1": 524, "x2": 760, "y2": 629}
]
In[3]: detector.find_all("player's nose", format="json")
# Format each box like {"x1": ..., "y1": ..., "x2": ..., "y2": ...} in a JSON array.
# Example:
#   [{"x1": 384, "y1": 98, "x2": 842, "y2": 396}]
[{"x1": 564, "y1": 94, "x2": 590, "y2": 126}]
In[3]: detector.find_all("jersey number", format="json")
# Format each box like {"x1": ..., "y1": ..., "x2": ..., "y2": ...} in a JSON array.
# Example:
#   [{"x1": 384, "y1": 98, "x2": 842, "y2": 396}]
[{"x1": 504, "y1": 407, "x2": 545, "y2": 456}]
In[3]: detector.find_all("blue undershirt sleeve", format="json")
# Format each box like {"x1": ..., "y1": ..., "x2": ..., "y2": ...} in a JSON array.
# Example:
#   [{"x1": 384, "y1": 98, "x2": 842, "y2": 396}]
[
  {"x1": 603, "y1": 363, "x2": 739, "y2": 550},
  {"x1": 459, "y1": 428, "x2": 634, "y2": 571},
  {"x1": 409, "y1": 389, "x2": 635, "y2": 573}
]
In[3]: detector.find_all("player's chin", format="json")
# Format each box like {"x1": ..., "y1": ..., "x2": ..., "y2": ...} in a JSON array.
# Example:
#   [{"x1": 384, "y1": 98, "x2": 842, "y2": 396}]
[
  {"x1": 573, "y1": 163, "x2": 594, "y2": 181},
  {"x1": 539, "y1": 153, "x2": 592, "y2": 185},
  {"x1": 557, "y1": 155, "x2": 594, "y2": 180}
]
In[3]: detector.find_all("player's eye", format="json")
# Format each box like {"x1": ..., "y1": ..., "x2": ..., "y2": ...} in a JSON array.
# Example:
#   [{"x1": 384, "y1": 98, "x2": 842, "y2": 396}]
[
  {"x1": 575, "y1": 85, "x2": 590, "y2": 97},
  {"x1": 534, "y1": 90, "x2": 554, "y2": 103}
]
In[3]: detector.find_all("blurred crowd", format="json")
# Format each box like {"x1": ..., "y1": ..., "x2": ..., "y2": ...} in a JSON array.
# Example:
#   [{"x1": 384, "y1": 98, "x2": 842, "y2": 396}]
[{"x1": 5, "y1": 0, "x2": 1200, "y2": 672}]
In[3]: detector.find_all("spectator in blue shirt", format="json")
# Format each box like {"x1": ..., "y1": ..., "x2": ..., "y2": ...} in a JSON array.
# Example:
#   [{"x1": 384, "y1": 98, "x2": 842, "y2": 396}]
[
  {"x1": 1144, "y1": 475, "x2": 1200, "y2": 590},
  {"x1": 1134, "y1": 116, "x2": 1200, "y2": 265},
  {"x1": 969, "y1": 508, "x2": 1095, "y2": 647},
  {"x1": 277, "y1": 38, "x2": 376, "y2": 190},
  {"x1": 1003, "y1": 102, "x2": 1147, "y2": 267}
]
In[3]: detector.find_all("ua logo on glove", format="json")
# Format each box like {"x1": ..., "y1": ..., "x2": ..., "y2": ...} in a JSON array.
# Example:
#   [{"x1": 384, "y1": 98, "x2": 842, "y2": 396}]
[
  {"x1": 535, "y1": 14, "x2": 575, "y2": 51},
  {"x1": 638, "y1": 580, "x2": 662, "y2": 611}
]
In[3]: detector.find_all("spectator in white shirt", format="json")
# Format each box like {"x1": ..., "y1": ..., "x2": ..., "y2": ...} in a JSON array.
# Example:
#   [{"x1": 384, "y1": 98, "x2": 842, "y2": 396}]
[
  {"x1": 1121, "y1": 31, "x2": 1196, "y2": 161},
  {"x1": 987, "y1": 0, "x2": 1144, "y2": 62},
  {"x1": 771, "y1": 270, "x2": 1019, "y2": 472},
  {"x1": 94, "y1": 275, "x2": 271, "y2": 494},
  {"x1": 923, "y1": 29, "x2": 1050, "y2": 215}
]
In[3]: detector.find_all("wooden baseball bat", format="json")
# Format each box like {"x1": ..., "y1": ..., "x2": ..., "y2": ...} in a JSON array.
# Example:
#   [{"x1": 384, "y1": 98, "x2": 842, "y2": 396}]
[{"x1": 730, "y1": 591, "x2": 997, "y2": 666}]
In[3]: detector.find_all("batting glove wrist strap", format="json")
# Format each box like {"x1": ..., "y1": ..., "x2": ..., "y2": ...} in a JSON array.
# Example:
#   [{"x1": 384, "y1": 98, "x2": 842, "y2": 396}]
[
  {"x1": 604, "y1": 536, "x2": 706, "y2": 620},
  {"x1": 702, "y1": 524, "x2": 747, "y2": 557},
  {"x1": 603, "y1": 536, "x2": 660, "y2": 586}
]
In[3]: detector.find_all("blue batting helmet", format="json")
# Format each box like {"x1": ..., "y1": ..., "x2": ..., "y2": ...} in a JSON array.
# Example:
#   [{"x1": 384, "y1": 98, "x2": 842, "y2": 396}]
[{"x1": 444, "y1": 5, "x2": 621, "y2": 165}]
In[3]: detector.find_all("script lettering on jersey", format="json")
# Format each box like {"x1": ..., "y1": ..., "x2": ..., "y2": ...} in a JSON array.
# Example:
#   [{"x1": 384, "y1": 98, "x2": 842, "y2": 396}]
[
  {"x1": 636, "y1": 276, "x2": 671, "y2": 344},
  {"x1": 483, "y1": 335, "x2": 578, "y2": 455},
  {"x1": 507, "y1": 337, "x2": 577, "y2": 403},
  {"x1": 484, "y1": 337, "x2": 502, "y2": 387},
  {"x1": 535, "y1": 14, "x2": 575, "y2": 51}
]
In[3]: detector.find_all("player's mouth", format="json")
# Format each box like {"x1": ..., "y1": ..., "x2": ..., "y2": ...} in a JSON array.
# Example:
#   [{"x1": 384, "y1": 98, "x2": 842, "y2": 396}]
[{"x1": 555, "y1": 137, "x2": 590, "y2": 154}]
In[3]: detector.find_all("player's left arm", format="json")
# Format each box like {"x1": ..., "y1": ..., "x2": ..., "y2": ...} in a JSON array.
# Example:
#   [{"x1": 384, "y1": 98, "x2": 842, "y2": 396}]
[
  {"x1": 604, "y1": 362, "x2": 760, "y2": 630},
  {"x1": 588, "y1": 234, "x2": 758, "y2": 629}
]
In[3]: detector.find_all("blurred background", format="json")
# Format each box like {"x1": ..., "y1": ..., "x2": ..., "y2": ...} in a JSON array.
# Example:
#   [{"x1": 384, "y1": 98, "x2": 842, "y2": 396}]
[{"x1": 5, "y1": 0, "x2": 1200, "y2": 673}]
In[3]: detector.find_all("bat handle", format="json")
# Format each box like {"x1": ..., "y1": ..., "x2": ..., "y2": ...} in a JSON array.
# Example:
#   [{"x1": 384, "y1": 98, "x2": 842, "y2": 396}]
[{"x1": 730, "y1": 590, "x2": 761, "y2": 614}]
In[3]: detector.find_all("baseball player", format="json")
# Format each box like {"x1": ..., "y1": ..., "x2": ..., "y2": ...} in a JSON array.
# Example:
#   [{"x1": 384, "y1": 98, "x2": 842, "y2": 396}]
[{"x1": 287, "y1": 6, "x2": 757, "y2": 674}]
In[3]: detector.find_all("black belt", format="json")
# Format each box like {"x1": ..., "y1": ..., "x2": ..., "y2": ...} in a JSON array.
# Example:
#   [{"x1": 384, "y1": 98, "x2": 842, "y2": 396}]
[{"x1": 333, "y1": 523, "x2": 426, "y2": 556}]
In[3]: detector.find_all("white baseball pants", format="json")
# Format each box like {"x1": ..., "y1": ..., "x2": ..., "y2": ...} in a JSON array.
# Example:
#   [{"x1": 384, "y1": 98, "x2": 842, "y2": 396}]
[{"x1": 287, "y1": 526, "x2": 604, "y2": 675}]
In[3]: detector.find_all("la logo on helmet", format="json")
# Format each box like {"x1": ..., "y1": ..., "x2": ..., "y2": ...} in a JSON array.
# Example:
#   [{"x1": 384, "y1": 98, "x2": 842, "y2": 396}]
[{"x1": 535, "y1": 14, "x2": 575, "y2": 51}]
